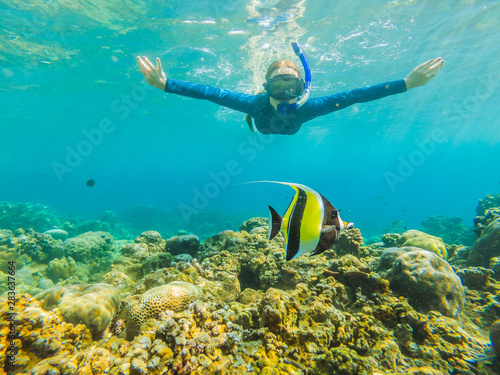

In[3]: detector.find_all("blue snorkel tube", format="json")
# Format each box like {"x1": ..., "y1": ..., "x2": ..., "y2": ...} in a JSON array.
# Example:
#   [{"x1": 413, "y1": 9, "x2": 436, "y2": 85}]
[{"x1": 277, "y1": 42, "x2": 312, "y2": 115}]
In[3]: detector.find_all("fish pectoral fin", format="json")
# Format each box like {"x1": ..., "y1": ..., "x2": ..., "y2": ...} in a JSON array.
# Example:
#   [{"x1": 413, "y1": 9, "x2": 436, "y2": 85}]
[
  {"x1": 268, "y1": 205, "x2": 283, "y2": 241},
  {"x1": 312, "y1": 226, "x2": 340, "y2": 256}
]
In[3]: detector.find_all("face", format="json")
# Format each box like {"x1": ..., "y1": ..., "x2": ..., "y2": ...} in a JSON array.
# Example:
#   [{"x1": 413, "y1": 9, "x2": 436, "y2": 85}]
[{"x1": 265, "y1": 68, "x2": 304, "y2": 101}]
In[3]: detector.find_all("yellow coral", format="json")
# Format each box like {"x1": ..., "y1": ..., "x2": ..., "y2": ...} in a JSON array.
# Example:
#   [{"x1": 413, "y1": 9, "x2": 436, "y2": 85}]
[
  {"x1": 125, "y1": 281, "x2": 201, "y2": 339},
  {"x1": 335, "y1": 228, "x2": 364, "y2": 255},
  {"x1": 47, "y1": 256, "x2": 77, "y2": 281},
  {"x1": 397, "y1": 230, "x2": 447, "y2": 259},
  {"x1": 36, "y1": 283, "x2": 121, "y2": 339}
]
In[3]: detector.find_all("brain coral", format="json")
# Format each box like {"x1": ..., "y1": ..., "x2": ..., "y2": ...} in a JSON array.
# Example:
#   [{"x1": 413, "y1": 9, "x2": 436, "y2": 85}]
[
  {"x1": 124, "y1": 281, "x2": 201, "y2": 340},
  {"x1": 397, "y1": 230, "x2": 447, "y2": 259},
  {"x1": 387, "y1": 250, "x2": 465, "y2": 317},
  {"x1": 36, "y1": 283, "x2": 121, "y2": 338}
]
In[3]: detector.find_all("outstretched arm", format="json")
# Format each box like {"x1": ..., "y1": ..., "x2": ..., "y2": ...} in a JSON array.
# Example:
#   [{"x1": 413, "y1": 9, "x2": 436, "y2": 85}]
[
  {"x1": 137, "y1": 56, "x2": 166, "y2": 90},
  {"x1": 404, "y1": 57, "x2": 444, "y2": 90},
  {"x1": 136, "y1": 55, "x2": 259, "y2": 115}
]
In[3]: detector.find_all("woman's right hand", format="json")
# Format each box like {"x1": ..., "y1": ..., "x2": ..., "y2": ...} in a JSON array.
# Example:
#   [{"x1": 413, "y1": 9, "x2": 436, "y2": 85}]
[{"x1": 137, "y1": 56, "x2": 167, "y2": 90}]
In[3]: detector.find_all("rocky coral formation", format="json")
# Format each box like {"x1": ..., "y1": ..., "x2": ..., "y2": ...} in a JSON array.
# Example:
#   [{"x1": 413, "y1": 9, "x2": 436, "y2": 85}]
[
  {"x1": 381, "y1": 233, "x2": 401, "y2": 247},
  {"x1": 456, "y1": 267, "x2": 495, "y2": 291},
  {"x1": 473, "y1": 193, "x2": 500, "y2": 237},
  {"x1": 383, "y1": 249, "x2": 465, "y2": 317},
  {"x1": 468, "y1": 218, "x2": 500, "y2": 268},
  {"x1": 335, "y1": 228, "x2": 364, "y2": 255},
  {"x1": 36, "y1": 283, "x2": 121, "y2": 338},
  {"x1": 113, "y1": 231, "x2": 174, "y2": 281},
  {"x1": 47, "y1": 256, "x2": 77, "y2": 282},
  {"x1": 239, "y1": 217, "x2": 268, "y2": 232},
  {"x1": 165, "y1": 234, "x2": 200, "y2": 257},
  {"x1": 63, "y1": 231, "x2": 113, "y2": 265},
  {"x1": 421, "y1": 215, "x2": 475, "y2": 246},
  {"x1": 397, "y1": 230, "x2": 448, "y2": 259}
]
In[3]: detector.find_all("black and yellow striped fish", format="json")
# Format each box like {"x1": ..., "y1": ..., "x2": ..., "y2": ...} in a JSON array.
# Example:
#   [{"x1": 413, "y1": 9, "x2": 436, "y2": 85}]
[{"x1": 265, "y1": 181, "x2": 354, "y2": 261}]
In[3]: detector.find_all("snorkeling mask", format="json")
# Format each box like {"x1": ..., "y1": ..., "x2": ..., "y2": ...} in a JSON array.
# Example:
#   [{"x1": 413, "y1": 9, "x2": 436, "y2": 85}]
[
  {"x1": 265, "y1": 42, "x2": 312, "y2": 115},
  {"x1": 264, "y1": 74, "x2": 305, "y2": 101}
]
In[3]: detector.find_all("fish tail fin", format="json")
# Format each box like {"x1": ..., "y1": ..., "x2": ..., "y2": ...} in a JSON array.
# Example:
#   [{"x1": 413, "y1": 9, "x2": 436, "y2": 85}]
[{"x1": 268, "y1": 205, "x2": 283, "y2": 241}]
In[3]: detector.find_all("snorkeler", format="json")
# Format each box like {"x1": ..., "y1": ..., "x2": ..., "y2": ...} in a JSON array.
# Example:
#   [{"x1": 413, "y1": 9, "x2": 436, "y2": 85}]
[{"x1": 137, "y1": 43, "x2": 444, "y2": 135}]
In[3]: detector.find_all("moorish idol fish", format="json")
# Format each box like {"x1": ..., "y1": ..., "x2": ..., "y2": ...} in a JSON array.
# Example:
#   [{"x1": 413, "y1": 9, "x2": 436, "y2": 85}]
[{"x1": 250, "y1": 181, "x2": 354, "y2": 261}]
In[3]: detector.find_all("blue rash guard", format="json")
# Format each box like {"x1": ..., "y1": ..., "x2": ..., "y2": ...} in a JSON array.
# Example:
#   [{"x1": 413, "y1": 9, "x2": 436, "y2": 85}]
[{"x1": 164, "y1": 78, "x2": 407, "y2": 135}]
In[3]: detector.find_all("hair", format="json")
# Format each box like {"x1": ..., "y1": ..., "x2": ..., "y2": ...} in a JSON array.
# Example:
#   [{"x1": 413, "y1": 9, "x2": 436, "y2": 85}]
[{"x1": 265, "y1": 59, "x2": 301, "y2": 81}]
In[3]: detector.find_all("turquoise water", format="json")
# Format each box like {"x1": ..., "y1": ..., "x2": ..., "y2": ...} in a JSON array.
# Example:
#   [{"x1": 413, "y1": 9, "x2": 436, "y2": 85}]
[{"x1": 1, "y1": 0, "x2": 499, "y2": 238}]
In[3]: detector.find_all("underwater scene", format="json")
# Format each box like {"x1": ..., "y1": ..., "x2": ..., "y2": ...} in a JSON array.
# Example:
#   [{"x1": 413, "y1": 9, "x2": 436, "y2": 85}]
[{"x1": 1, "y1": 0, "x2": 500, "y2": 374}]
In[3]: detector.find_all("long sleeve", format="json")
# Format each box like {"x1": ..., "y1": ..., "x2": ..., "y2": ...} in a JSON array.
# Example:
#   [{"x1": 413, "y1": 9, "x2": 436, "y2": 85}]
[
  {"x1": 164, "y1": 78, "x2": 259, "y2": 115},
  {"x1": 300, "y1": 79, "x2": 407, "y2": 121}
]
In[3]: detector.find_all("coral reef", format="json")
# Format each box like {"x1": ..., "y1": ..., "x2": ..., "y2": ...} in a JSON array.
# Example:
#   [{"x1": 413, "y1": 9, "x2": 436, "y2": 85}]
[
  {"x1": 3, "y1": 202, "x2": 500, "y2": 374},
  {"x1": 473, "y1": 193, "x2": 500, "y2": 237},
  {"x1": 47, "y1": 256, "x2": 77, "y2": 282},
  {"x1": 335, "y1": 228, "x2": 364, "y2": 255},
  {"x1": 378, "y1": 247, "x2": 420, "y2": 272},
  {"x1": 468, "y1": 218, "x2": 500, "y2": 268},
  {"x1": 36, "y1": 283, "x2": 121, "y2": 338},
  {"x1": 62, "y1": 231, "x2": 114, "y2": 274},
  {"x1": 114, "y1": 231, "x2": 174, "y2": 281},
  {"x1": 165, "y1": 234, "x2": 200, "y2": 257},
  {"x1": 456, "y1": 267, "x2": 495, "y2": 291},
  {"x1": 384, "y1": 249, "x2": 465, "y2": 317},
  {"x1": 397, "y1": 230, "x2": 448, "y2": 259},
  {"x1": 477, "y1": 194, "x2": 500, "y2": 217},
  {"x1": 421, "y1": 215, "x2": 475, "y2": 246},
  {"x1": 0, "y1": 202, "x2": 62, "y2": 232},
  {"x1": 381, "y1": 233, "x2": 401, "y2": 247},
  {"x1": 0, "y1": 294, "x2": 93, "y2": 374},
  {"x1": 239, "y1": 217, "x2": 268, "y2": 232}
]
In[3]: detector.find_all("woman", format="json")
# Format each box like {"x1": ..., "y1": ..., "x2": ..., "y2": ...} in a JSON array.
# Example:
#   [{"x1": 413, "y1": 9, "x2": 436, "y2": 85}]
[{"x1": 137, "y1": 46, "x2": 443, "y2": 135}]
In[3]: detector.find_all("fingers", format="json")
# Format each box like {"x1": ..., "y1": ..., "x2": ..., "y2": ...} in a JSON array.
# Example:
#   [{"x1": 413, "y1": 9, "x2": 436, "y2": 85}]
[
  {"x1": 418, "y1": 59, "x2": 434, "y2": 70},
  {"x1": 136, "y1": 56, "x2": 149, "y2": 76},
  {"x1": 142, "y1": 56, "x2": 156, "y2": 70},
  {"x1": 427, "y1": 58, "x2": 444, "y2": 77},
  {"x1": 156, "y1": 57, "x2": 163, "y2": 72},
  {"x1": 429, "y1": 57, "x2": 444, "y2": 70}
]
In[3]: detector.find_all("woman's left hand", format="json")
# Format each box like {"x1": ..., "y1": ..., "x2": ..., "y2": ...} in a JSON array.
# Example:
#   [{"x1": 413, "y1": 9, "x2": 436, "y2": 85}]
[
  {"x1": 137, "y1": 56, "x2": 167, "y2": 90},
  {"x1": 404, "y1": 57, "x2": 444, "y2": 90}
]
